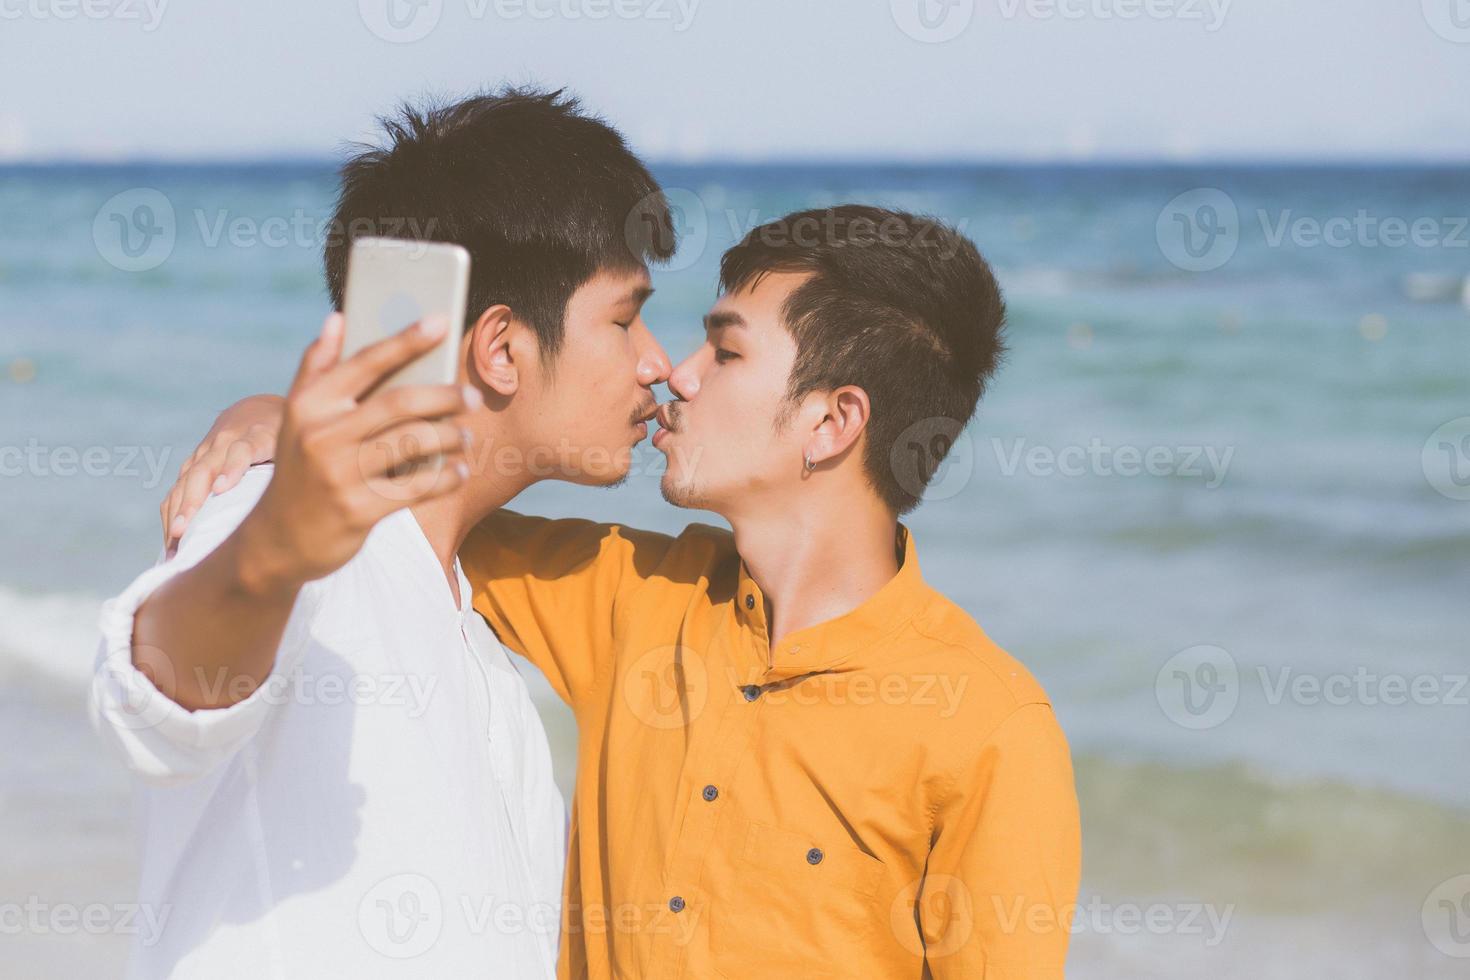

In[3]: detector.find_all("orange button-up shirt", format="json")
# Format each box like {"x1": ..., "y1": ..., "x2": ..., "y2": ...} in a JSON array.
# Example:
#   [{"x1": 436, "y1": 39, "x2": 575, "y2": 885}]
[{"x1": 462, "y1": 512, "x2": 1081, "y2": 979}]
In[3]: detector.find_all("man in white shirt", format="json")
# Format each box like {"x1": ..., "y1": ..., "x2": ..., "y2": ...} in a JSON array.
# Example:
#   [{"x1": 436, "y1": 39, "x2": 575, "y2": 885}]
[{"x1": 90, "y1": 88, "x2": 678, "y2": 979}]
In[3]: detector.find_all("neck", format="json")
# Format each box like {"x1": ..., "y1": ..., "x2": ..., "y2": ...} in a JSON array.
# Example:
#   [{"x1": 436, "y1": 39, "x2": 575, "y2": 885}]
[
  {"x1": 728, "y1": 486, "x2": 900, "y2": 647},
  {"x1": 410, "y1": 425, "x2": 535, "y2": 602}
]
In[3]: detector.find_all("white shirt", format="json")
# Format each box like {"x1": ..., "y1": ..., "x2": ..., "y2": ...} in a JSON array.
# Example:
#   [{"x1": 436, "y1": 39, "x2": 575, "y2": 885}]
[{"x1": 89, "y1": 466, "x2": 565, "y2": 980}]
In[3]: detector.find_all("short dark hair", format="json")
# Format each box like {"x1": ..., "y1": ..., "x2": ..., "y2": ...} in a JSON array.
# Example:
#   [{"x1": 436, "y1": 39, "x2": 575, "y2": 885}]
[
  {"x1": 719, "y1": 205, "x2": 1006, "y2": 515},
  {"x1": 324, "y1": 87, "x2": 675, "y2": 358}
]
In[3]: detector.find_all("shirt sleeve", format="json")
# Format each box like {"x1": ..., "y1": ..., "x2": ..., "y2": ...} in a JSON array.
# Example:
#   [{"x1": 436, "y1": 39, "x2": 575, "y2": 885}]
[
  {"x1": 88, "y1": 465, "x2": 323, "y2": 786},
  {"x1": 923, "y1": 701, "x2": 1082, "y2": 980},
  {"x1": 459, "y1": 510, "x2": 677, "y2": 713}
]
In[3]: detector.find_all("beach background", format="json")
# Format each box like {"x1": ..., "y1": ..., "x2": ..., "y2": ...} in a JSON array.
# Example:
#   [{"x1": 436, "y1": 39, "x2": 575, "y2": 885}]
[
  {"x1": 4, "y1": 0, "x2": 1470, "y2": 975},
  {"x1": 3, "y1": 160, "x2": 1467, "y2": 977}
]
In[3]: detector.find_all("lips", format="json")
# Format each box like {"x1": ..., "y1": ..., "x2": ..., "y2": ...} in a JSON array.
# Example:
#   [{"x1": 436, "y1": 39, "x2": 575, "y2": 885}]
[{"x1": 654, "y1": 402, "x2": 678, "y2": 433}]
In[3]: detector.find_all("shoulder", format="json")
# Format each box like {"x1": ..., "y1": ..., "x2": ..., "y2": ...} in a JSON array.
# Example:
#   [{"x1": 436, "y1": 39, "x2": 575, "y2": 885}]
[{"x1": 906, "y1": 589, "x2": 1054, "y2": 725}]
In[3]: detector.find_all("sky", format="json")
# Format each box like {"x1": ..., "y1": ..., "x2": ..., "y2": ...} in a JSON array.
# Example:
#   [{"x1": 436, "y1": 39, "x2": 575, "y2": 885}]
[{"x1": 1, "y1": 0, "x2": 1467, "y2": 163}]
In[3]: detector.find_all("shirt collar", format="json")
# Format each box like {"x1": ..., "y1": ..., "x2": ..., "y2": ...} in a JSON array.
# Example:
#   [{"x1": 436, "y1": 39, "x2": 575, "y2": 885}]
[{"x1": 733, "y1": 524, "x2": 929, "y2": 684}]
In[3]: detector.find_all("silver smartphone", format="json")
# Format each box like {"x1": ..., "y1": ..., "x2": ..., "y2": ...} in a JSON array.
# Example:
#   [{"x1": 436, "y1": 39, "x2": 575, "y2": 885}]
[{"x1": 340, "y1": 236, "x2": 471, "y2": 389}]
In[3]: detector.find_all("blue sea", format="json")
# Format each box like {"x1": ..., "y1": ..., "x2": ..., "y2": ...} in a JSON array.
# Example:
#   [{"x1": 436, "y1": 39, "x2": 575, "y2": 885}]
[{"x1": 2, "y1": 162, "x2": 1467, "y2": 977}]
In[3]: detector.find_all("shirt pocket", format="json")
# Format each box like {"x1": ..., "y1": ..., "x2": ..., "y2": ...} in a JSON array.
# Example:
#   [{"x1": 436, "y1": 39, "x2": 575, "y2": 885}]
[{"x1": 709, "y1": 820, "x2": 888, "y2": 978}]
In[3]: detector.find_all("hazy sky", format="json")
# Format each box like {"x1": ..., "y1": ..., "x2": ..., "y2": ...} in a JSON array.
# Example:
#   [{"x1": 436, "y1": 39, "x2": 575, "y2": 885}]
[{"x1": 2, "y1": 0, "x2": 1467, "y2": 162}]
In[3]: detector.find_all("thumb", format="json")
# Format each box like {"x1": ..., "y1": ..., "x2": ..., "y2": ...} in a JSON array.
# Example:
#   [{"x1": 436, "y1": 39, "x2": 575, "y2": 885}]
[{"x1": 289, "y1": 313, "x2": 345, "y2": 394}]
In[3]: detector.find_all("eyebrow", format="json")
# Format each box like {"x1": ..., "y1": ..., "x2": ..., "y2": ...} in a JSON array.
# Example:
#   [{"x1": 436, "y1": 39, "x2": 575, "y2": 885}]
[
  {"x1": 624, "y1": 285, "x2": 655, "y2": 307},
  {"x1": 703, "y1": 310, "x2": 746, "y2": 333}
]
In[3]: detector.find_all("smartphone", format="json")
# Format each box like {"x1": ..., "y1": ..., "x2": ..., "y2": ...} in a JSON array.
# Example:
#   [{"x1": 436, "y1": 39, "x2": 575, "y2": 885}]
[{"x1": 340, "y1": 236, "x2": 471, "y2": 389}]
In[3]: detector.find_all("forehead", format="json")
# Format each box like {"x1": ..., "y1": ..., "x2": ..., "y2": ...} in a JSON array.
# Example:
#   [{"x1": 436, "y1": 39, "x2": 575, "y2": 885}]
[{"x1": 708, "y1": 270, "x2": 811, "y2": 332}]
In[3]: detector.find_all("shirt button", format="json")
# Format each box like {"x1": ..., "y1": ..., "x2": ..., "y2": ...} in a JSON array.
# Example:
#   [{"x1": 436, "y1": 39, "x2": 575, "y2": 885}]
[
  {"x1": 744, "y1": 594, "x2": 755, "y2": 610},
  {"x1": 669, "y1": 896, "x2": 685, "y2": 913},
  {"x1": 742, "y1": 685, "x2": 761, "y2": 702},
  {"x1": 806, "y1": 848, "x2": 824, "y2": 865},
  {"x1": 702, "y1": 785, "x2": 718, "y2": 802}
]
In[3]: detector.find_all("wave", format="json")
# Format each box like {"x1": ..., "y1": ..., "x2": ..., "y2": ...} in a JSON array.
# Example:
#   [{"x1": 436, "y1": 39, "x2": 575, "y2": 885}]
[{"x1": 0, "y1": 586, "x2": 105, "y2": 691}]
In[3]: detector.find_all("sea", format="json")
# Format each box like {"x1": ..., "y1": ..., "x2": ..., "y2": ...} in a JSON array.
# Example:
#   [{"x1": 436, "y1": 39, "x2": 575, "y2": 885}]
[{"x1": 1, "y1": 161, "x2": 1467, "y2": 977}]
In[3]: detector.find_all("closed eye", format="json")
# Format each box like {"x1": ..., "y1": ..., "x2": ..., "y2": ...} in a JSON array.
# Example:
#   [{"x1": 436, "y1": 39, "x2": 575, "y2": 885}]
[{"x1": 714, "y1": 348, "x2": 738, "y2": 364}]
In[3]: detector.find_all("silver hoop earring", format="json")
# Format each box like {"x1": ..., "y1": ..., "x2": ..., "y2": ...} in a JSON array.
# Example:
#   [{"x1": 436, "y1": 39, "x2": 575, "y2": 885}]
[{"x1": 803, "y1": 454, "x2": 815, "y2": 472}]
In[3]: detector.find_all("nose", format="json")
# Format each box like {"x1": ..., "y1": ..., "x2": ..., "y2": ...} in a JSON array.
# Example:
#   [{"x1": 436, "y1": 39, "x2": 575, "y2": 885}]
[
  {"x1": 667, "y1": 347, "x2": 705, "y2": 401},
  {"x1": 632, "y1": 321, "x2": 672, "y2": 387}
]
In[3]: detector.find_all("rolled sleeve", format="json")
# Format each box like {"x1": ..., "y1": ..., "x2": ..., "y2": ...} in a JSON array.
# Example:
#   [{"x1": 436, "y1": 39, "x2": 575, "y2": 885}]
[{"x1": 88, "y1": 465, "x2": 322, "y2": 785}]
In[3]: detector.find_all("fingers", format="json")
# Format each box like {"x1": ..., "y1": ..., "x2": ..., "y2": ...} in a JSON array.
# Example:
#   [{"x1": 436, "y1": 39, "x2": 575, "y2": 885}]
[
  {"x1": 319, "y1": 316, "x2": 451, "y2": 403},
  {"x1": 288, "y1": 313, "x2": 346, "y2": 396},
  {"x1": 216, "y1": 439, "x2": 258, "y2": 494},
  {"x1": 360, "y1": 454, "x2": 470, "y2": 521},
  {"x1": 349, "y1": 383, "x2": 481, "y2": 440},
  {"x1": 167, "y1": 455, "x2": 221, "y2": 547},
  {"x1": 355, "y1": 418, "x2": 470, "y2": 479}
]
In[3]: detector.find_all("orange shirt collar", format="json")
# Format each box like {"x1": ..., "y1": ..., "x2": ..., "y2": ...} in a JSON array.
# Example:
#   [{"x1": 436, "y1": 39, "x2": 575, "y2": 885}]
[{"x1": 733, "y1": 524, "x2": 927, "y2": 684}]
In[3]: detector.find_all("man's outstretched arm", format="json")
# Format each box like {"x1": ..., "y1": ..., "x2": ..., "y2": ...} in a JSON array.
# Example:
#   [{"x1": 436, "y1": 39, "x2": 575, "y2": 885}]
[{"x1": 132, "y1": 312, "x2": 478, "y2": 711}]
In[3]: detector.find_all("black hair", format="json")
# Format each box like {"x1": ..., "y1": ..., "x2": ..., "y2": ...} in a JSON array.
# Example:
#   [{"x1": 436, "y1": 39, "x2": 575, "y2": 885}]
[
  {"x1": 324, "y1": 86, "x2": 675, "y2": 358},
  {"x1": 720, "y1": 205, "x2": 1006, "y2": 515}
]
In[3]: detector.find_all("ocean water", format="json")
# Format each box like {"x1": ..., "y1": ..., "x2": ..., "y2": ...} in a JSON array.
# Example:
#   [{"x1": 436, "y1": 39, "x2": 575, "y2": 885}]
[{"x1": 2, "y1": 162, "x2": 1467, "y2": 977}]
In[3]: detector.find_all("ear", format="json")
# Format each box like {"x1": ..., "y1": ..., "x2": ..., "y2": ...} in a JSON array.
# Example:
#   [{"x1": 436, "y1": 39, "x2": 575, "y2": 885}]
[
  {"x1": 804, "y1": 385, "x2": 870, "y2": 469},
  {"x1": 467, "y1": 304, "x2": 519, "y2": 397}
]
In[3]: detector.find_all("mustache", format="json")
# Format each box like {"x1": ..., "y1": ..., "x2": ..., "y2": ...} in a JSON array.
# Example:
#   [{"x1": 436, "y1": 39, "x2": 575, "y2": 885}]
[
  {"x1": 630, "y1": 399, "x2": 657, "y2": 427},
  {"x1": 659, "y1": 401, "x2": 683, "y2": 433}
]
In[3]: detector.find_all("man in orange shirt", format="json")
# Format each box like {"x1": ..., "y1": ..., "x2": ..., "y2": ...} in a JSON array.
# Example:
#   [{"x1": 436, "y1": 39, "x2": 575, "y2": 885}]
[
  {"x1": 458, "y1": 207, "x2": 1081, "y2": 979},
  {"x1": 171, "y1": 201, "x2": 1080, "y2": 975}
]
